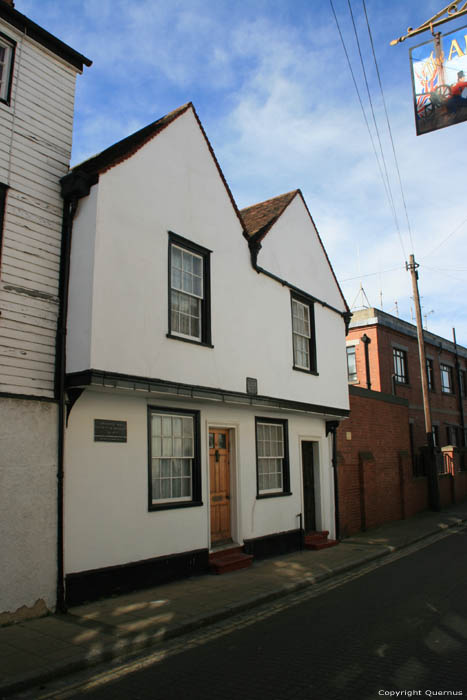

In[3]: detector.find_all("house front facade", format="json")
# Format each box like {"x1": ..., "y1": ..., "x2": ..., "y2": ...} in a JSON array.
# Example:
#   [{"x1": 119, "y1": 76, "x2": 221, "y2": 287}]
[
  {"x1": 61, "y1": 103, "x2": 350, "y2": 605},
  {"x1": 0, "y1": 0, "x2": 90, "y2": 622}
]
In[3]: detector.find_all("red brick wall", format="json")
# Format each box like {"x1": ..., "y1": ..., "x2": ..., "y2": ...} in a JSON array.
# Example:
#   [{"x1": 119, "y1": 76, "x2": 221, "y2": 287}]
[
  {"x1": 347, "y1": 321, "x2": 467, "y2": 456},
  {"x1": 337, "y1": 387, "x2": 428, "y2": 536}
]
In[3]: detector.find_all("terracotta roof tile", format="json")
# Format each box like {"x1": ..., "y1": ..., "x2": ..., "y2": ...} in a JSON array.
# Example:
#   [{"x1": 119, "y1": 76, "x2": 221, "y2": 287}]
[{"x1": 240, "y1": 190, "x2": 299, "y2": 240}]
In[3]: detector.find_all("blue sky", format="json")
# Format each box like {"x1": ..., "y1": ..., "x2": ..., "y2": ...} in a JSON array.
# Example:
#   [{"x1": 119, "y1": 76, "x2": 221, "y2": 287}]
[{"x1": 17, "y1": 0, "x2": 467, "y2": 345}]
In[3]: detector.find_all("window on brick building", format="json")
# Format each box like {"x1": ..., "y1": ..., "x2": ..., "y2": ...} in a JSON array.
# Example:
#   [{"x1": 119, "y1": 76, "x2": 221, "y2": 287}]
[
  {"x1": 460, "y1": 369, "x2": 466, "y2": 398},
  {"x1": 426, "y1": 358, "x2": 435, "y2": 391},
  {"x1": 440, "y1": 364, "x2": 453, "y2": 393},
  {"x1": 393, "y1": 348, "x2": 408, "y2": 384},
  {"x1": 432, "y1": 424, "x2": 439, "y2": 447},
  {"x1": 346, "y1": 346, "x2": 357, "y2": 383},
  {"x1": 446, "y1": 424, "x2": 459, "y2": 446}
]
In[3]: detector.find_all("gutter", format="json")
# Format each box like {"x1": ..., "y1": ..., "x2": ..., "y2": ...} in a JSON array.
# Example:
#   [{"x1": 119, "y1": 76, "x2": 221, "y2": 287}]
[{"x1": 247, "y1": 235, "x2": 352, "y2": 332}]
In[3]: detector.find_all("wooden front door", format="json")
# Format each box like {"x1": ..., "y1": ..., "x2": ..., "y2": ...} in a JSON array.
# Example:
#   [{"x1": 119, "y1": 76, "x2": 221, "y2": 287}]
[
  {"x1": 302, "y1": 441, "x2": 316, "y2": 532},
  {"x1": 209, "y1": 429, "x2": 231, "y2": 545}
]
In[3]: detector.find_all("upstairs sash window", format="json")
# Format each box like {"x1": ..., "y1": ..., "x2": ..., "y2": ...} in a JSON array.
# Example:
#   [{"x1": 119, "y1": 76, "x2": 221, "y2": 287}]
[
  {"x1": 291, "y1": 293, "x2": 316, "y2": 373},
  {"x1": 168, "y1": 232, "x2": 211, "y2": 346}
]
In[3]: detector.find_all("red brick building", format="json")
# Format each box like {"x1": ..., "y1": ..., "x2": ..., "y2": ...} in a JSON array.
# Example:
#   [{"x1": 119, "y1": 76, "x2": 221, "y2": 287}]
[{"x1": 337, "y1": 308, "x2": 467, "y2": 536}]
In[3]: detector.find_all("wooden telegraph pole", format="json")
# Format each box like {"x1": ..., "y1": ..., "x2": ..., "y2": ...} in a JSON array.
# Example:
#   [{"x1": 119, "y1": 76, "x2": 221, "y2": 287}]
[{"x1": 406, "y1": 255, "x2": 440, "y2": 510}]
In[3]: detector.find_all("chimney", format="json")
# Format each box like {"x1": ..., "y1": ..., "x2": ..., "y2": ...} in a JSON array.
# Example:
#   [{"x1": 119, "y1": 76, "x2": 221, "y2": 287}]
[{"x1": 2, "y1": 0, "x2": 15, "y2": 6}]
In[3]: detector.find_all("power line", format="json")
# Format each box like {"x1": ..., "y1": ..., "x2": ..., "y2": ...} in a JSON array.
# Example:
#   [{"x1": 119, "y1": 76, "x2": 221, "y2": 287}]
[
  {"x1": 347, "y1": 0, "x2": 407, "y2": 262},
  {"x1": 420, "y1": 215, "x2": 467, "y2": 260},
  {"x1": 340, "y1": 265, "x2": 402, "y2": 282},
  {"x1": 421, "y1": 264, "x2": 467, "y2": 284},
  {"x1": 362, "y1": 0, "x2": 415, "y2": 254},
  {"x1": 329, "y1": 0, "x2": 393, "y2": 217}
]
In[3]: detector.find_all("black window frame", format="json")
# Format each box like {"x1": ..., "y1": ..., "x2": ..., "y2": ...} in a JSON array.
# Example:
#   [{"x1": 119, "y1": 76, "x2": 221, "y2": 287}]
[
  {"x1": 255, "y1": 417, "x2": 291, "y2": 499},
  {"x1": 446, "y1": 424, "x2": 459, "y2": 446},
  {"x1": 426, "y1": 358, "x2": 435, "y2": 391},
  {"x1": 460, "y1": 369, "x2": 466, "y2": 398},
  {"x1": 346, "y1": 345, "x2": 357, "y2": 383},
  {"x1": 167, "y1": 231, "x2": 213, "y2": 348},
  {"x1": 0, "y1": 31, "x2": 16, "y2": 106},
  {"x1": 440, "y1": 363, "x2": 454, "y2": 394},
  {"x1": 290, "y1": 291, "x2": 317, "y2": 375},
  {"x1": 147, "y1": 406, "x2": 202, "y2": 512},
  {"x1": 393, "y1": 347, "x2": 409, "y2": 384}
]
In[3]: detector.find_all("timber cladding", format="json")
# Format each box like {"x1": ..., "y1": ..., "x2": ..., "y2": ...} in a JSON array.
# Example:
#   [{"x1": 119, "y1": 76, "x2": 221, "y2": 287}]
[{"x1": 0, "y1": 18, "x2": 79, "y2": 398}]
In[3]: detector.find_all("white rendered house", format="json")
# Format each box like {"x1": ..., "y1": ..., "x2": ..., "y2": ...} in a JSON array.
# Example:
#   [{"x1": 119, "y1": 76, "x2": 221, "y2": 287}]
[
  {"x1": 0, "y1": 0, "x2": 90, "y2": 622},
  {"x1": 61, "y1": 102, "x2": 350, "y2": 605}
]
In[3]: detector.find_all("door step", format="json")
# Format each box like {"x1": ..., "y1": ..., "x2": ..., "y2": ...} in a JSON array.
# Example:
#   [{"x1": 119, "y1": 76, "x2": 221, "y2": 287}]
[
  {"x1": 304, "y1": 530, "x2": 338, "y2": 550},
  {"x1": 209, "y1": 546, "x2": 254, "y2": 574}
]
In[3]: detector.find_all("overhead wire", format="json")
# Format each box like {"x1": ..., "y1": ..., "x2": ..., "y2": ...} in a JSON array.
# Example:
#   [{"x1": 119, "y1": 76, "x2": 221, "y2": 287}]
[
  {"x1": 420, "y1": 264, "x2": 467, "y2": 283},
  {"x1": 329, "y1": 0, "x2": 393, "y2": 216},
  {"x1": 420, "y1": 215, "x2": 467, "y2": 261},
  {"x1": 362, "y1": 0, "x2": 415, "y2": 255},
  {"x1": 341, "y1": 265, "x2": 402, "y2": 283},
  {"x1": 346, "y1": 0, "x2": 407, "y2": 261}
]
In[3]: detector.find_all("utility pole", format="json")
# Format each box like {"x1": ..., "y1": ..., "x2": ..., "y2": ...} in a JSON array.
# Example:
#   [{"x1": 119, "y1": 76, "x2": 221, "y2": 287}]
[{"x1": 406, "y1": 254, "x2": 440, "y2": 510}]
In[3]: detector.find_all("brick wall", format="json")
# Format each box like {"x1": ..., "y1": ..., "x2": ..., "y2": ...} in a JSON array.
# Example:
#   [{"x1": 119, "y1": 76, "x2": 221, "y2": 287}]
[
  {"x1": 347, "y1": 315, "x2": 467, "y2": 457},
  {"x1": 337, "y1": 386, "x2": 428, "y2": 536}
]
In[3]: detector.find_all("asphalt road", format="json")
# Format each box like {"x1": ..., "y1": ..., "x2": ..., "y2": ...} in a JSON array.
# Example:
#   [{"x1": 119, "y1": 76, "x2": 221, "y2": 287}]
[{"x1": 24, "y1": 527, "x2": 467, "y2": 700}]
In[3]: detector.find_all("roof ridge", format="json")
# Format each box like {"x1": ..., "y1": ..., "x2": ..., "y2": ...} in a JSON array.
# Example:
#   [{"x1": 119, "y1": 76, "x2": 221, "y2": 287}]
[
  {"x1": 240, "y1": 189, "x2": 299, "y2": 240},
  {"x1": 240, "y1": 189, "x2": 299, "y2": 214},
  {"x1": 68, "y1": 102, "x2": 192, "y2": 179}
]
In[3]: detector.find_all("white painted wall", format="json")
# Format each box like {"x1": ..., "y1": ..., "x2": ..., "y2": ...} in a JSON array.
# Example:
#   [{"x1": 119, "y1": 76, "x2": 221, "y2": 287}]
[
  {"x1": 257, "y1": 195, "x2": 346, "y2": 312},
  {"x1": 0, "y1": 398, "x2": 57, "y2": 619},
  {"x1": 66, "y1": 187, "x2": 98, "y2": 372},
  {"x1": 64, "y1": 389, "x2": 335, "y2": 574},
  {"x1": 67, "y1": 108, "x2": 349, "y2": 413},
  {"x1": 0, "y1": 20, "x2": 79, "y2": 397}
]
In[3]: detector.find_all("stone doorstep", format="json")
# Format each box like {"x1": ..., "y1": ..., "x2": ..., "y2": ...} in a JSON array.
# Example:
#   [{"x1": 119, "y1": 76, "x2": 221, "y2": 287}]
[
  {"x1": 304, "y1": 531, "x2": 338, "y2": 551},
  {"x1": 209, "y1": 547, "x2": 254, "y2": 575}
]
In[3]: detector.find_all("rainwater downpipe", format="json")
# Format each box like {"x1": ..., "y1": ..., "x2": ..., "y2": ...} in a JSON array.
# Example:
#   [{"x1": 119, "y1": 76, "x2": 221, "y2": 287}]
[
  {"x1": 361, "y1": 333, "x2": 371, "y2": 390},
  {"x1": 326, "y1": 420, "x2": 340, "y2": 541},
  {"x1": 55, "y1": 196, "x2": 78, "y2": 613}
]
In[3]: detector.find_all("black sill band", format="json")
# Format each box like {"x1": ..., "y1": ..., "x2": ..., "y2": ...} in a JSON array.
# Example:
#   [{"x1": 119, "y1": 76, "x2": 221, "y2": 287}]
[
  {"x1": 292, "y1": 366, "x2": 319, "y2": 376},
  {"x1": 149, "y1": 500, "x2": 203, "y2": 512},
  {"x1": 257, "y1": 491, "x2": 293, "y2": 500},
  {"x1": 166, "y1": 333, "x2": 214, "y2": 349}
]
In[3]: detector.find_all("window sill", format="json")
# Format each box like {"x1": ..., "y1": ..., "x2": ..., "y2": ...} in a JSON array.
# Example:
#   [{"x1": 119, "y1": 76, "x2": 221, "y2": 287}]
[
  {"x1": 257, "y1": 491, "x2": 292, "y2": 500},
  {"x1": 292, "y1": 366, "x2": 318, "y2": 376},
  {"x1": 166, "y1": 333, "x2": 213, "y2": 348},
  {"x1": 149, "y1": 500, "x2": 203, "y2": 512}
]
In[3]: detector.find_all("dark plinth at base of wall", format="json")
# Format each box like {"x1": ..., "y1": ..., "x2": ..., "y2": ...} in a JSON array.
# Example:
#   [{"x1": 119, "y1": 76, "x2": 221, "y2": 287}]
[
  {"x1": 243, "y1": 529, "x2": 302, "y2": 560},
  {"x1": 65, "y1": 548, "x2": 209, "y2": 607}
]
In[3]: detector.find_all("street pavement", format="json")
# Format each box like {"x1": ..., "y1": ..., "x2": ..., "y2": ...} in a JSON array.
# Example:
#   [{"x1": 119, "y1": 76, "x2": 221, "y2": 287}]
[{"x1": 1, "y1": 503, "x2": 467, "y2": 698}]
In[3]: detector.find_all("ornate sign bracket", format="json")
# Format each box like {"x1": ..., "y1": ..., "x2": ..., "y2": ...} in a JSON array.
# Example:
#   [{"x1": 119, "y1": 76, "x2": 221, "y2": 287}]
[{"x1": 390, "y1": 2, "x2": 467, "y2": 45}]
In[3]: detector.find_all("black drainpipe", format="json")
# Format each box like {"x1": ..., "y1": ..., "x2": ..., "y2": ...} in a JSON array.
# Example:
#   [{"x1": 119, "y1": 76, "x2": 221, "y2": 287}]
[
  {"x1": 55, "y1": 196, "x2": 78, "y2": 613},
  {"x1": 326, "y1": 420, "x2": 340, "y2": 540},
  {"x1": 55, "y1": 170, "x2": 95, "y2": 612},
  {"x1": 452, "y1": 329, "x2": 466, "y2": 447},
  {"x1": 361, "y1": 333, "x2": 371, "y2": 390}
]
